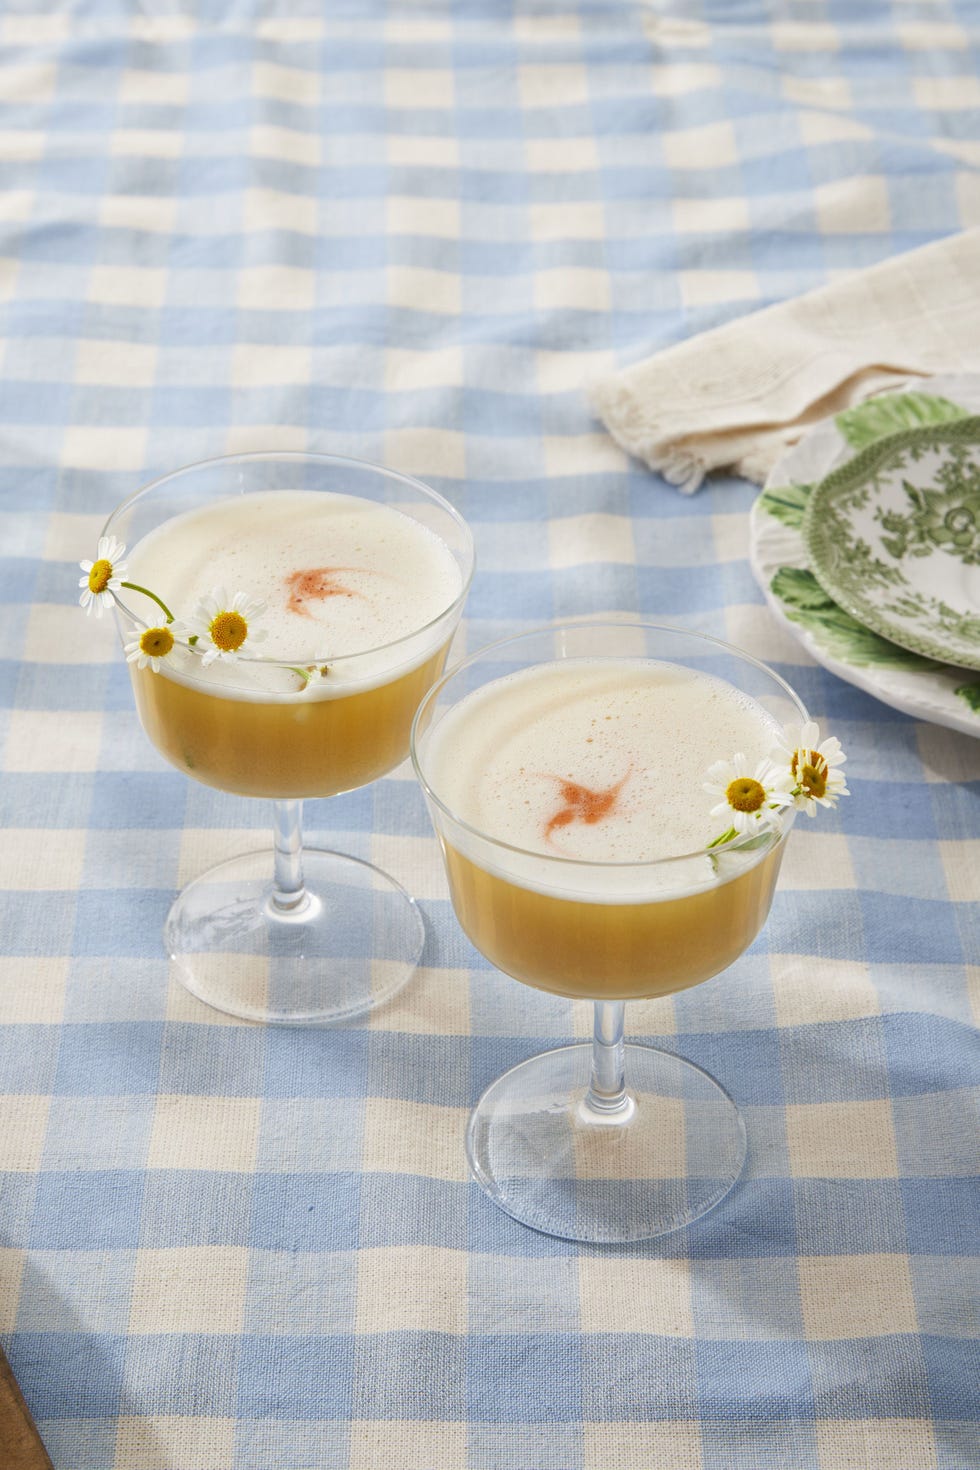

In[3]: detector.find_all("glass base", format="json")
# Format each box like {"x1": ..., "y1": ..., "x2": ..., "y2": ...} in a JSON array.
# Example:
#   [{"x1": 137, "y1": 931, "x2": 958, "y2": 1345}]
[
  {"x1": 466, "y1": 1043, "x2": 747, "y2": 1243},
  {"x1": 164, "y1": 848, "x2": 425, "y2": 1025}
]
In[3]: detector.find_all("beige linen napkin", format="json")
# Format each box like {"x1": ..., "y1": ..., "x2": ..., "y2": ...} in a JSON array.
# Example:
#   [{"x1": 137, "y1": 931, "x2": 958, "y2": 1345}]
[{"x1": 592, "y1": 228, "x2": 980, "y2": 492}]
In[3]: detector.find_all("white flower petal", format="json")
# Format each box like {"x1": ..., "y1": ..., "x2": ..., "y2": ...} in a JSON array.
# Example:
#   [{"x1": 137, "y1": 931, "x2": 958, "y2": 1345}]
[
  {"x1": 97, "y1": 535, "x2": 127, "y2": 564},
  {"x1": 819, "y1": 736, "x2": 847, "y2": 768}
]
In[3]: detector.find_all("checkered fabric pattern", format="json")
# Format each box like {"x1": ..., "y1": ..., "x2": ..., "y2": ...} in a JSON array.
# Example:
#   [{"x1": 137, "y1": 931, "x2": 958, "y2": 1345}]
[{"x1": 1, "y1": 1, "x2": 978, "y2": 1466}]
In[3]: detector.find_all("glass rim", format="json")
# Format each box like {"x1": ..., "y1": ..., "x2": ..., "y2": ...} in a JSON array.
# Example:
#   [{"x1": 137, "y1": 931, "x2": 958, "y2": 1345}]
[
  {"x1": 410, "y1": 615, "x2": 809, "y2": 871},
  {"x1": 102, "y1": 449, "x2": 475, "y2": 669}
]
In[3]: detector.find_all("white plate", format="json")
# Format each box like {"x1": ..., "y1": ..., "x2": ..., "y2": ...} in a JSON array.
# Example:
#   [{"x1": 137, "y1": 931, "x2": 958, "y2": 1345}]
[{"x1": 750, "y1": 376, "x2": 980, "y2": 737}]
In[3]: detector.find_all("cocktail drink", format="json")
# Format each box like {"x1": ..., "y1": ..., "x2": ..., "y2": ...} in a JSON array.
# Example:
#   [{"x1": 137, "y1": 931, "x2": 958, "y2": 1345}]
[
  {"x1": 101, "y1": 453, "x2": 473, "y2": 1024},
  {"x1": 125, "y1": 487, "x2": 463, "y2": 799},
  {"x1": 429, "y1": 659, "x2": 786, "y2": 1001},
  {"x1": 411, "y1": 621, "x2": 809, "y2": 1243}
]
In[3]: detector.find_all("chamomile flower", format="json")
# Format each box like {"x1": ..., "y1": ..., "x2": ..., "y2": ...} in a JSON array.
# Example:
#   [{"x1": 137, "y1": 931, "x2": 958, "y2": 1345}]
[
  {"x1": 79, "y1": 536, "x2": 127, "y2": 617},
  {"x1": 124, "y1": 624, "x2": 176, "y2": 673},
  {"x1": 704, "y1": 753, "x2": 794, "y2": 837},
  {"x1": 183, "y1": 587, "x2": 268, "y2": 667},
  {"x1": 773, "y1": 721, "x2": 849, "y2": 816}
]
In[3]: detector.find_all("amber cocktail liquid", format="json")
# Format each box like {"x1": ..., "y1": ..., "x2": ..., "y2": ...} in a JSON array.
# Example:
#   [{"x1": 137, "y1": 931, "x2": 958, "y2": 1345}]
[{"x1": 441, "y1": 842, "x2": 782, "y2": 1000}]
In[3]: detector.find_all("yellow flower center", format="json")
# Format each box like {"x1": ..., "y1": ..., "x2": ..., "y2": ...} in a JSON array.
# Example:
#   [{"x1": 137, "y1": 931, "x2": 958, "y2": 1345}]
[
  {"x1": 725, "y1": 776, "x2": 766, "y2": 813},
  {"x1": 88, "y1": 558, "x2": 113, "y2": 594},
  {"x1": 792, "y1": 750, "x2": 828, "y2": 800},
  {"x1": 140, "y1": 626, "x2": 174, "y2": 658},
  {"x1": 209, "y1": 610, "x2": 248, "y2": 652}
]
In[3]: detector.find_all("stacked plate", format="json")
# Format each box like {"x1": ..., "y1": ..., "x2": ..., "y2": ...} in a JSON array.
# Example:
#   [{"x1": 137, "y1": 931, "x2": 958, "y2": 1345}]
[{"x1": 750, "y1": 374, "x2": 980, "y2": 737}]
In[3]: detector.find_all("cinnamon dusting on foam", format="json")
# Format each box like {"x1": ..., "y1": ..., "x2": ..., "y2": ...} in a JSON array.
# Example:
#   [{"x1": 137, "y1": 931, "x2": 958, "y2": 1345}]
[
  {"x1": 543, "y1": 768, "x2": 632, "y2": 845},
  {"x1": 285, "y1": 566, "x2": 363, "y2": 617}
]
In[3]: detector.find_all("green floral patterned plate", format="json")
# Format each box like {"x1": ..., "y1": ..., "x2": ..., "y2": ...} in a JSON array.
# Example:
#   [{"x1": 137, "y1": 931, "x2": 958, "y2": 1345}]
[
  {"x1": 802, "y1": 418, "x2": 980, "y2": 670},
  {"x1": 750, "y1": 376, "x2": 980, "y2": 737}
]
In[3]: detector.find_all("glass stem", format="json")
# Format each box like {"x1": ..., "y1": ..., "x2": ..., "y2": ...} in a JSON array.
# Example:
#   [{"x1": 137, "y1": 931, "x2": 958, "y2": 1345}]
[
  {"x1": 583, "y1": 1000, "x2": 633, "y2": 1119},
  {"x1": 271, "y1": 798, "x2": 308, "y2": 914}
]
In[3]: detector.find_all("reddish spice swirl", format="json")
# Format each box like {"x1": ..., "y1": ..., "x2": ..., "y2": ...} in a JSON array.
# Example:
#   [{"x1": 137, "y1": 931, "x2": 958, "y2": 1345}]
[
  {"x1": 285, "y1": 566, "x2": 361, "y2": 617},
  {"x1": 544, "y1": 769, "x2": 632, "y2": 843}
]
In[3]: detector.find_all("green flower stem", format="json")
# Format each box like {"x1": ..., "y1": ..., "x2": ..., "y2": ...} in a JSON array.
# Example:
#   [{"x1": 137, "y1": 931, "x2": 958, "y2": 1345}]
[
  {"x1": 286, "y1": 665, "x2": 330, "y2": 687},
  {"x1": 119, "y1": 581, "x2": 175, "y2": 624},
  {"x1": 707, "y1": 826, "x2": 738, "y2": 849}
]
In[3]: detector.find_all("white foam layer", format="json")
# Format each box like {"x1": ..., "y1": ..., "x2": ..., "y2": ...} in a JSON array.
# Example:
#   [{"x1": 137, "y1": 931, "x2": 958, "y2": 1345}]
[
  {"x1": 422, "y1": 658, "x2": 785, "y2": 899},
  {"x1": 125, "y1": 490, "x2": 463, "y2": 700}
]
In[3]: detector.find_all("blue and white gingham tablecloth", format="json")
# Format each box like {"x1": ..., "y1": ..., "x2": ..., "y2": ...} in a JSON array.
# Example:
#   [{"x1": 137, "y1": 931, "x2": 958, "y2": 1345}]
[{"x1": 0, "y1": 2, "x2": 977, "y2": 1466}]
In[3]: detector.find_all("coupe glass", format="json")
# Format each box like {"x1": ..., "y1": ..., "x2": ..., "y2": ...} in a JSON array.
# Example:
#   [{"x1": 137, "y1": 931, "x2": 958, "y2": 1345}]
[
  {"x1": 411, "y1": 620, "x2": 807, "y2": 1243},
  {"x1": 105, "y1": 451, "x2": 473, "y2": 1025}
]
